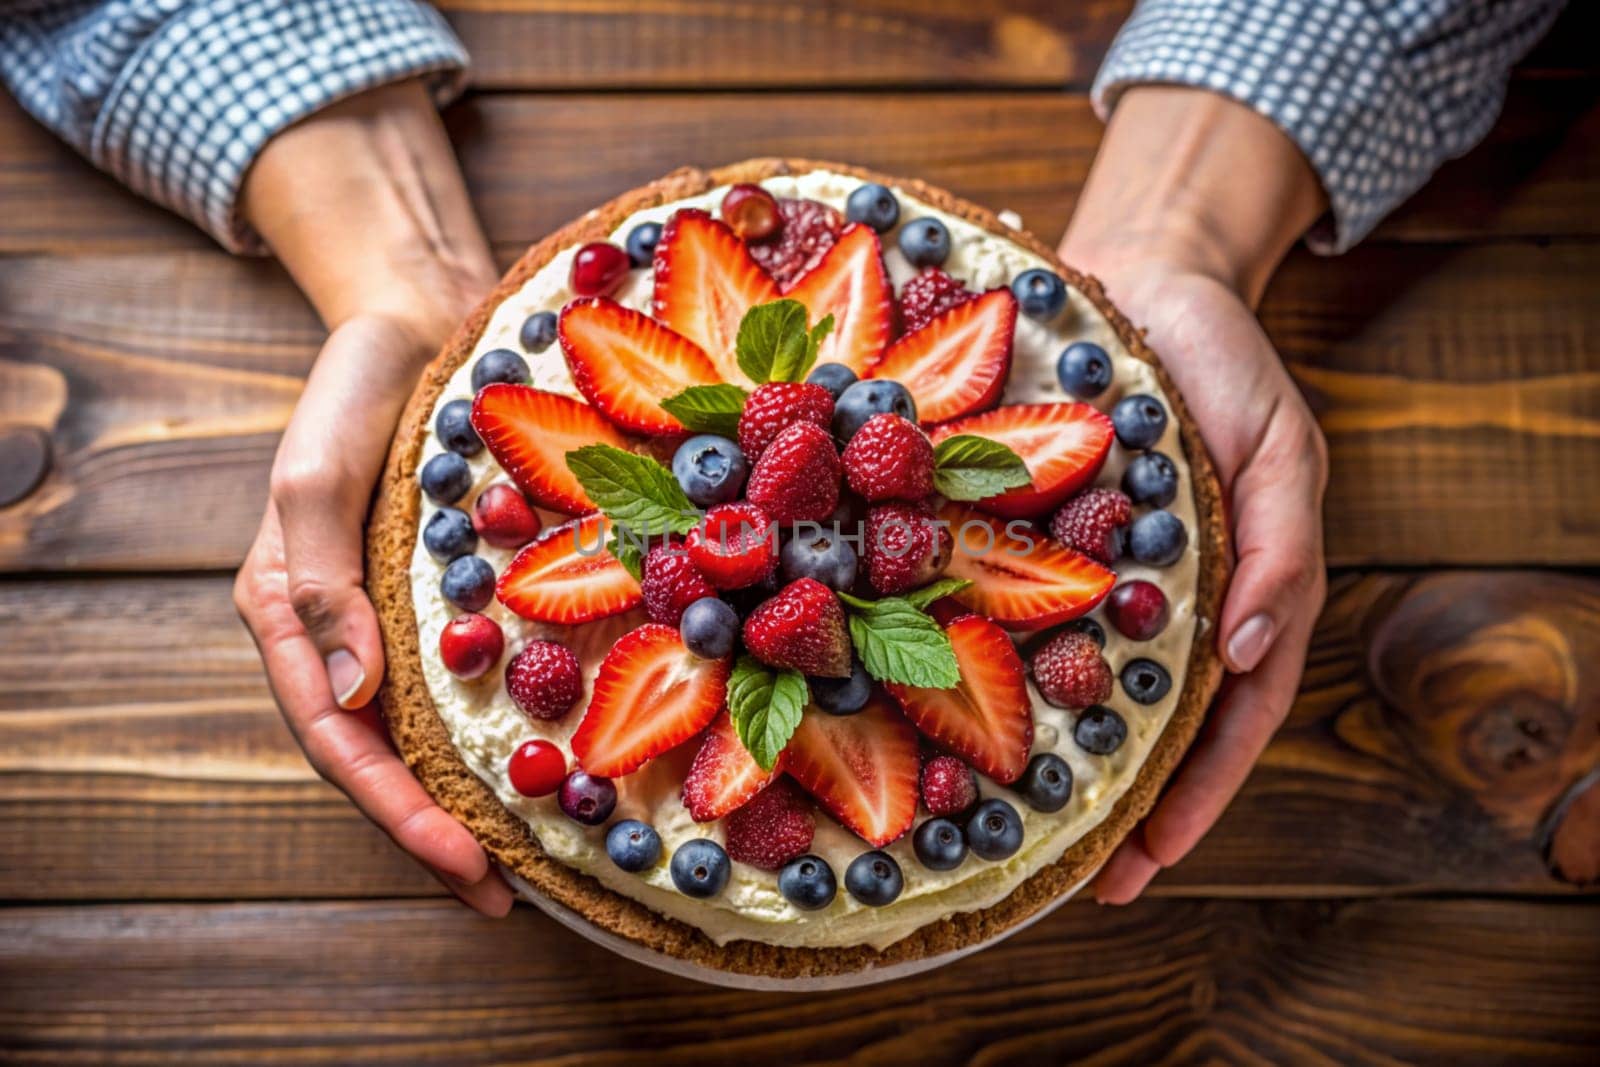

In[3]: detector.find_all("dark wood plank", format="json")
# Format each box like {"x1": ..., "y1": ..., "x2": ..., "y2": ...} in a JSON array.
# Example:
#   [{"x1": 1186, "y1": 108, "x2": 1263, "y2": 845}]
[
  {"x1": 2, "y1": 78, "x2": 1596, "y2": 255},
  {"x1": 2, "y1": 572, "x2": 1593, "y2": 902},
  {"x1": 5, "y1": 239, "x2": 1597, "y2": 571},
  {"x1": 1, "y1": 897, "x2": 1596, "y2": 1064}
]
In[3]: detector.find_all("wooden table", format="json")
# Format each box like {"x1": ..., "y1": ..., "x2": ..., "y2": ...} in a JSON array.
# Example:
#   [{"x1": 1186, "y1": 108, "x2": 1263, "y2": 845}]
[{"x1": 2, "y1": 3, "x2": 1597, "y2": 1062}]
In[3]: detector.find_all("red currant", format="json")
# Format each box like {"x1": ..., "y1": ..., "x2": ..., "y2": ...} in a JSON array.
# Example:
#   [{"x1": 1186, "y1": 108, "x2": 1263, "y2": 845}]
[
  {"x1": 720, "y1": 183, "x2": 781, "y2": 242},
  {"x1": 1106, "y1": 580, "x2": 1170, "y2": 641},
  {"x1": 508, "y1": 739, "x2": 567, "y2": 797},
  {"x1": 570, "y1": 241, "x2": 631, "y2": 297},
  {"x1": 438, "y1": 613, "x2": 504, "y2": 679}
]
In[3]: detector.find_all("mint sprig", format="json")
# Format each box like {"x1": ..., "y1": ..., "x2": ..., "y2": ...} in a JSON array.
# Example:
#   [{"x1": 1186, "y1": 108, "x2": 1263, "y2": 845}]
[
  {"x1": 727, "y1": 656, "x2": 808, "y2": 770},
  {"x1": 736, "y1": 299, "x2": 835, "y2": 384},
  {"x1": 659, "y1": 383, "x2": 748, "y2": 437},
  {"x1": 605, "y1": 528, "x2": 645, "y2": 581},
  {"x1": 836, "y1": 591, "x2": 961, "y2": 689},
  {"x1": 565, "y1": 444, "x2": 699, "y2": 536},
  {"x1": 932, "y1": 434, "x2": 1032, "y2": 501},
  {"x1": 902, "y1": 578, "x2": 973, "y2": 611}
]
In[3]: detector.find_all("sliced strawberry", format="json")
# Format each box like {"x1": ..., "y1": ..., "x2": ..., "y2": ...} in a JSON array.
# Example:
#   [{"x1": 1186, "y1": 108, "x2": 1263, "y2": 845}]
[
  {"x1": 571, "y1": 624, "x2": 731, "y2": 778},
  {"x1": 653, "y1": 209, "x2": 780, "y2": 383},
  {"x1": 784, "y1": 224, "x2": 893, "y2": 375},
  {"x1": 496, "y1": 513, "x2": 642, "y2": 624},
  {"x1": 559, "y1": 297, "x2": 723, "y2": 434},
  {"x1": 865, "y1": 288, "x2": 1016, "y2": 423},
  {"x1": 938, "y1": 503, "x2": 1115, "y2": 629},
  {"x1": 785, "y1": 695, "x2": 919, "y2": 847},
  {"x1": 682, "y1": 711, "x2": 782, "y2": 822},
  {"x1": 470, "y1": 385, "x2": 629, "y2": 514},
  {"x1": 886, "y1": 615, "x2": 1033, "y2": 784},
  {"x1": 930, "y1": 402, "x2": 1114, "y2": 519}
]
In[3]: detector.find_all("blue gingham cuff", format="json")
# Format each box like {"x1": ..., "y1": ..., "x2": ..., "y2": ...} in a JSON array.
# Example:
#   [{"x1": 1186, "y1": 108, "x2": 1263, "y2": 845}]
[{"x1": 91, "y1": 0, "x2": 468, "y2": 253}]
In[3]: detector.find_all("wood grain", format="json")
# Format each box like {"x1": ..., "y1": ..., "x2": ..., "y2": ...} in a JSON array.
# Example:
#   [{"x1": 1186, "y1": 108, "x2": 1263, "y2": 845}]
[
  {"x1": 2, "y1": 77, "x2": 1595, "y2": 255},
  {"x1": 1, "y1": 572, "x2": 1593, "y2": 902},
  {"x1": 1, "y1": 897, "x2": 1596, "y2": 1064},
  {"x1": 5, "y1": 240, "x2": 1597, "y2": 571}
]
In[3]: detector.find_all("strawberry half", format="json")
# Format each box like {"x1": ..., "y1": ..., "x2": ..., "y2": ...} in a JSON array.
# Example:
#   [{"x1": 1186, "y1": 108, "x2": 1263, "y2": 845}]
[
  {"x1": 653, "y1": 208, "x2": 780, "y2": 383},
  {"x1": 938, "y1": 503, "x2": 1115, "y2": 629},
  {"x1": 496, "y1": 513, "x2": 642, "y2": 624},
  {"x1": 930, "y1": 402, "x2": 1114, "y2": 519},
  {"x1": 571, "y1": 623, "x2": 731, "y2": 778},
  {"x1": 784, "y1": 223, "x2": 893, "y2": 375},
  {"x1": 471, "y1": 384, "x2": 629, "y2": 514},
  {"x1": 785, "y1": 695, "x2": 920, "y2": 847},
  {"x1": 559, "y1": 297, "x2": 723, "y2": 434},
  {"x1": 865, "y1": 288, "x2": 1016, "y2": 423},
  {"x1": 886, "y1": 615, "x2": 1033, "y2": 784},
  {"x1": 681, "y1": 711, "x2": 783, "y2": 822}
]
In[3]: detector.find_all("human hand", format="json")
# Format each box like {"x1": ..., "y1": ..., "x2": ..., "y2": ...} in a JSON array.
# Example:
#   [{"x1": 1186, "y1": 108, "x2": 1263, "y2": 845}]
[{"x1": 1061, "y1": 87, "x2": 1331, "y2": 902}]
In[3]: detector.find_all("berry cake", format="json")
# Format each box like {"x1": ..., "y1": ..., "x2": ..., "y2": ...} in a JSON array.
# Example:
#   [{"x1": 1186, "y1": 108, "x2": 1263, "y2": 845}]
[{"x1": 367, "y1": 160, "x2": 1226, "y2": 983}]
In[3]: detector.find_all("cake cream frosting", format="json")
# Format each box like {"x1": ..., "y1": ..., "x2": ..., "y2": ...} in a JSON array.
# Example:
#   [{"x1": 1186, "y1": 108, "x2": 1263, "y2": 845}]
[{"x1": 408, "y1": 170, "x2": 1201, "y2": 951}]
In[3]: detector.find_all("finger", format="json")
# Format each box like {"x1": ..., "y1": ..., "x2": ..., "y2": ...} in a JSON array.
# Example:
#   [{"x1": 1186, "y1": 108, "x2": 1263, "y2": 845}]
[
  {"x1": 439, "y1": 867, "x2": 516, "y2": 918},
  {"x1": 1092, "y1": 831, "x2": 1161, "y2": 905}
]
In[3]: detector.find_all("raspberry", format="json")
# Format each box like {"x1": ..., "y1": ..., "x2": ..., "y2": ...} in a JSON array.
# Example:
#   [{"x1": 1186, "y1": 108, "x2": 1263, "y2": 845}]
[
  {"x1": 686, "y1": 502, "x2": 777, "y2": 589},
  {"x1": 749, "y1": 198, "x2": 843, "y2": 288},
  {"x1": 737, "y1": 382, "x2": 834, "y2": 461},
  {"x1": 920, "y1": 755, "x2": 977, "y2": 816},
  {"x1": 1029, "y1": 629, "x2": 1113, "y2": 709},
  {"x1": 505, "y1": 640, "x2": 583, "y2": 720},
  {"x1": 742, "y1": 578, "x2": 852, "y2": 677},
  {"x1": 898, "y1": 267, "x2": 976, "y2": 335},
  {"x1": 841, "y1": 414, "x2": 935, "y2": 502},
  {"x1": 640, "y1": 544, "x2": 715, "y2": 625},
  {"x1": 865, "y1": 502, "x2": 951, "y2": 595},
  {"x1": 745, "y1": 421, "x2": 842, "y2": 524},
  {"x1": 723, "y1": 778, "x2": 816, "y2": 871},
  {"x1": 1048, "y1": 488, "x2": 1132, "y2": 564}
]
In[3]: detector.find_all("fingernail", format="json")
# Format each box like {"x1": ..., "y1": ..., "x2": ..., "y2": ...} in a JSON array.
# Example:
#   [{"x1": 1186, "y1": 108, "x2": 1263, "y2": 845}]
[
  {"x1": 326, "y1": 649, "x2": 365, "y2": 708},
  {"x1": 1226, "y1": 614, "x2": 1274, "y2": 673}
]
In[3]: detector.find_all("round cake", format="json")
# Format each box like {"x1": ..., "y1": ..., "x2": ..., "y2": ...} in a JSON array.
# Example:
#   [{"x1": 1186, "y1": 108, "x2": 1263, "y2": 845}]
[{"x1": 367, "y1": 159, "x2": 1227, "y2": 983}]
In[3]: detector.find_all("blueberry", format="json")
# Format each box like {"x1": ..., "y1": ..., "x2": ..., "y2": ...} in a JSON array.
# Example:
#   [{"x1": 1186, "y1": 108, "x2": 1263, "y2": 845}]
[
  {"x1": 519, "y1": 311, "x2": 558, "y2": 353},
  {"x1": 1074, "y1": 706, "x2": 1127, "y2": 756},
  {"x1": 1012, "y1": 268, "x2": 1067, "y2": 321},
  {"x1": 420, "y1": 452, "x2": 472, "y2": 504},
  {"x1": 844, "y1": 850, "x2": 903, "y2": 906},
  {"x1": 845, "y1": 183, "x2": 900, "y2": 233},
  {"x1": 1056, "y1": 341, "x2": 1113, "y2": 399},
  {"x1": 671, "y1": 434, "x2": 747, "y2": 507},
  {"x1": 423, "y1": 507, "x2": 477, "y2": 563},
  {"x1": 966, "y1": 798, "x2": 1024, "y2": 861},
  {"x1": 897, "y1": 217, "x2": 951, "y2": 268},
  {"x1": 471, "y1": 348, "x2": 530, "y2": 392},
  {"x1": 913, "y1": 818, "x2": 968, "y2": 871},
  {"x1": 625, "y1": 221, "x2": 663, "y2": 267},
  {"x1": 1128, "y1": 509, "x2": 1187, "y2": 566},
  {"x1": 1067, "y1": 617, "x2": 1106, "y2": 648},
  {"x1": 1122, "y1": 451, "x2": 1178, "y2": 507},
  {"x1": 778, "y1": 854, "x2": 837, "y2": 910},
  {"x1": 558, "y1": 771, "x2": 618, "y2": 826},
  {"x1": 809, "y1": 659, "x2": 871, "y2": 715},
  {"x1": 440, "y1": 555, "x2": 495, "y2": 611},
  {"x1": 670, "y1": 838, "x2": 730, "y2": 898},
  {"x1": 1111, "y1": 393, "x2": 1168, "y2": 450},
  {"x1": 435, "y1": 398, "x2": 482, "y2": 457},
  {"x1": 606, "y1": 819, "x2": 662, "y2": 873},
  {"x1": 781, "y1": 527, "x2": 858, "y2": 590},
  {"x1": 1121, "y1": 658, "x2": 1171, "y2": 705},
  {"x1": 833, "y1": 379, "x2": 917, "y2": 444},
  {"x1": 680, "y1": 596, "x2": 738, "y2": 660},
  {"x1": 806, "y1": 361, "x2": 858, "y2": 401},
  {"x1": 1018, "y1": 753, "x2": 1073, "y2": 813}
]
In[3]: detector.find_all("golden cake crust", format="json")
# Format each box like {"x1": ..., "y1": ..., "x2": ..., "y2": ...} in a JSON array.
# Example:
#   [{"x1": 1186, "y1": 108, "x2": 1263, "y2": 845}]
[{"x1": 366, "y1": 159, "x2": 1229, "y2": 980}]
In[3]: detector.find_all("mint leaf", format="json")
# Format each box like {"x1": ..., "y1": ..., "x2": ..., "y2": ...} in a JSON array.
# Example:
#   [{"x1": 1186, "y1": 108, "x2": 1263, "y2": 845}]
[
  {"x1": 903, "y1": 578, "x2": 973, "y2": 611},
  {"x1": 773, "y1": 312, "x2": 833, "y2": 384},
  {"x1": 565, "y1": 444, "x2": 699, "y2": 536},
  {"x1": 735, "y1": 300, "x2": 830, "y2": 384},
  {"x1": 606, "y1": 529, "x2": 644, "y2": 581},
  {"x1": 841, "y1": 597, "x2": 961, "y2": 688},
  {"x1": 659, "y1": 384, "x2": 747, "y2": 437},
  {"x1": 727, "y1": 656, "x2": 807, "y2": 770},
  {"x1": 932, "y1": 434, "x2": 1032, "y2": 501}
]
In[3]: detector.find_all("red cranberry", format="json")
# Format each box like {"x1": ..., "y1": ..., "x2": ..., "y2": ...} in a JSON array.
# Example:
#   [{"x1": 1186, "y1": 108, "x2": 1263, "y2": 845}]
[
  {"x1": 1106, "y1": 581, "x2": 1170, "y2": 641},
  {"x1": 508, "y1": 739, "x2": 567, "y2": 797},
  {"x1": 558, "y1": 771, "x2": 618, "y2": 825},
  {"x1": 570, "y1": 241, "x2": 631, "y2": 297},
  {"x1": 473, "y1": 483, "x2": 542, "y2": 549},
  {"x1": 438, "y1": 613, "x2": 504, "y2": 679},
  {"x1": 720, "y1": 183, "x2": 781, "y2": 242}
]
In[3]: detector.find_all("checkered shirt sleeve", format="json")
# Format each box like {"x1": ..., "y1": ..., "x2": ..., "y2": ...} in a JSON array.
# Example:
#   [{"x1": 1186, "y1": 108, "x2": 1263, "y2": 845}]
[
  {"x1": 1093, "y1": 0, "x2": 1567, "y2": 252},
  {"x1": 0, "y1": 0, "x2": 468, "y2": 253}
]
